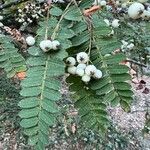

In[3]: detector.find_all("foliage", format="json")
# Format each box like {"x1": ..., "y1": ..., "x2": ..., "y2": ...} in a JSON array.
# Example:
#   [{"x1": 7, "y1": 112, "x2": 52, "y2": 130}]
[
  {"x1": 18, "y1": 7, "x2": 74, "y2": 149},
  {"x1": 0, "y1": 35, "x2": 26, "y2": 78},
  {"x1": 0, "y1": 72, "x2": 20, "y2": 133},
  {"x1": 1, "y1": 0, "x2": 150, "y2": 149}
]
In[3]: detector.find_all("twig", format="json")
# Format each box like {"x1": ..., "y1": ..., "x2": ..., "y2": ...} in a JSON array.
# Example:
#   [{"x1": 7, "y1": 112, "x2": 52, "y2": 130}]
[
  {"x1": 63, "y1": 116, "x2": 69, "y2": 136},
  {"x1": 51, "y1": 1, "x2": 72, "y2": 40},
  {"x1": 126, "y1": 59, "x2": 147, "y2": 67},
  {"x1": 45, "y1": 4, "x2": 51, "y2": 40},
  {"x1": 0, "y1": 0, "x2": 29, "y2": 10}
]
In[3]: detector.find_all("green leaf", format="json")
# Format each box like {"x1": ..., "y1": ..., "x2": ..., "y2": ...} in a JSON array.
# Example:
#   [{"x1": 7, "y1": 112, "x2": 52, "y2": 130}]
[
  {"x1": 67, "y1": 76, "x2": 110, "y2": 132},
  {"x1": 64, "y1": 6, "x2": 82, "y2": 21},
  {"x1": 39, "y1": 110, "x2": 55, "y2": 126},
  {"x1": 71, "y1": 30, "x2": 89, "y2": 46},
  {"x1": 120, "y1": 100, "x2": 131, "y2": 112},
  {"x1": 20, "y1": 117, "x2": 38, "y2": 128},
  {"x1": 0, "y1": 35, "x2": 26, "y2": 78},
  {"x1": 50, "y1": 7, "x2": 63, "y2": 16},
  {"x1": 19, "y1": 7, "x2": 73, "y2": 149},
  {"x1": 24, "y1": 126, "x2": 38, "y2": 136},
  {"x1": 28, "y1": 135, "x2": 38, "y2": 146},
  {"x1": 18, "y1": 108, "x2": 39, "y2": 118},
  {"x1": 18, "y1": 98, "x2": 39, "y2": 108},
  {"x1": 42, "y1": 99, "x2": 58, "y2": 113}
]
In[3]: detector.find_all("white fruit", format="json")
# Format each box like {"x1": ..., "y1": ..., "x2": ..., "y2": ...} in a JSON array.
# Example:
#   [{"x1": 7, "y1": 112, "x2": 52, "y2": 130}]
[
  {"x1": 76, "y1": 52, "x2": 89, "y2": 64},
  {"x1": 18, "y1": 9, "x2": 22, "y2": 13},
  {"x1": 127, "y1": 43, "x2": 134, "y2": 50},
  {"x1": 141, "y1": 10, "x2": 150, "y2": 19},
  {"x1": 66, "y1": 57, "x2": 76, "y2": 66},
  {"x1": 128, "y1": 2, "x2": 144, "y2": 19},
  {"x1": 112, "y1": 19, "x2": 120, "y2": 28},
  {"x1": 121, "y1": 40, "x2": 128, "y2": 46},
  {"x1": 93, "y1": 0, "x2": 101, "y2": 5},
  {"x1": 52, "y1": 40, "x2": 60, "y2": 50},
  {"x1": 121, "y1": 40, "x2": 128, "y2": 50},
  {"x1": 104, "y1": 19, "x2": 110, "y2": 26},
  {"x1": 76, "y1": 68, "x2": 85, "y2": 76},
  {"x1": 39, "y1": 40, "x2": 53, "y2": 52},
  {"x1": 67, "y1": 66, "x2": 77, "y2": 75},
  {"x1": 82, "y1": 74, "x2": 91, "y2": 82},
  {"x1": 93, "y1": 69, "x2": 102, "y2": 79},
  {"x1": 77, "y1": 64, "x2": 86, "y2": 70},
  {"x1": 85, "y1": 65, "x2": 97, "y2": 76},
  {"x1": 121, "y1": 3, "x2": 127, "y2": 8},
  {"x1": 109, "y1": 29, "x2": 114, "y2": 36},
  {"x1": 26, "y1": 36, "x2": 35, "y2": 46},
  {"x1": 100, "y1": 1, "x2": 107, "y2": 6}
]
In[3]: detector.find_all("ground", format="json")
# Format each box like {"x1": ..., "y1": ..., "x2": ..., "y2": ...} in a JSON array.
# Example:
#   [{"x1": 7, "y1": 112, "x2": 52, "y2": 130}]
[{"x1": 0, "y1": 75, "x2": 150, "y2": 150}]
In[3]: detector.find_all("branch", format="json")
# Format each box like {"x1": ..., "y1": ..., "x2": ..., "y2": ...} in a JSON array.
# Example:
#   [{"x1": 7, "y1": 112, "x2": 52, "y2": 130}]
[
  {"x1": 0, "y1": 0, "x2": 29, "y2": 10},
  {"x1": 126, "y1": 59, "x2": 147, "y2": 68}
]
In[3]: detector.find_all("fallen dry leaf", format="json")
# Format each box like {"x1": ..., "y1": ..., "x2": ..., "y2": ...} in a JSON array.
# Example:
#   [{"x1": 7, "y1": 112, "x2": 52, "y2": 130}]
[
  {"x1": 15, "y1": 72, "x2": 26, "y2": 80},
  {"x1": 83, "y1": 5, "x2": 101, "y2": 16}
]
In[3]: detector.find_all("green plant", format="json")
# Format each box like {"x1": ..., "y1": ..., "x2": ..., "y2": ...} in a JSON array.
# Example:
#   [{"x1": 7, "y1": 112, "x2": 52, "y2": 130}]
[
  {"x1": 0, "y1": 72, "x2": 21, "y2": 133},
  {"x1": 18, "y1": 1, "x2": 133, "y2": 149}
]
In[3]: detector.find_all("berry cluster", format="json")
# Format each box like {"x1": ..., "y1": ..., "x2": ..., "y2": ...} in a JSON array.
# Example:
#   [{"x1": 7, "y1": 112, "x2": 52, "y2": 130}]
[
  {"x1": 26, "y1": 36, "x2": 60, "y2": 52},
  {"x1": 66, "y1": 52, "x2": 102, "y2": 83},
  {"x1": 121, "y1": 40, "x2": 135, "y2": 51},
  {"x1": 104, "y1": 18, "x2": 120, "y2": 28},
  {"x1": 40, "y1": 40, "x2": 60, "y2": 52},
  {"x1": 15, "y1": 2, "x2": 47, "y2": 25},
  {"x1": 128, "y1": 2, "x2": 150, "y2": 20}
]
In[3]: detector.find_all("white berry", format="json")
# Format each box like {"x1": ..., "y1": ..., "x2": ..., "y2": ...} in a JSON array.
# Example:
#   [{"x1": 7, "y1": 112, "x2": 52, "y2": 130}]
[
  {"x1": 67, "y1": 66, "x2": 76, "y2": 75},
  {"x1": 52, "y1": 40, "x2": 60, "y2": 50},
  {"x1": 100, "y1": 1, "x2": 107, "y2": 6},
  {"x1": 121, "y1": 40, "x2": 128, "y2": 46},
  {"x1": 109, "y1": 29, "x2": 114, "y2": 36},
  {"x1": 85, "y1": 65, "x2": 97, "y2": 76},
  {"x1": 82, "y1": 74, "x2": 91, "y2": 83},
  {"x1": 76, "y1": 68, "x2": 85, "y2": 76},
  {"x1": 26, "y1": 36, "x2": 35, "y2": 46},
  {"x1": 141, "y1": 10, "x2": 150, "y2": 19},
  {"x1": 128, "y1": 2, "x2": 144, "y2": 19},
  {"x1": 77, "y1": 64, "x2": 86, "y2": 70},
  {"x1": 66, "y1": 57, "x2": 76, "y2": 66},
  {"x1": 93, "y1": 69, "x2": 102, "y2": 79},
  {"x1": 39, "y1": 40, "x2": 53, "y2": 52},
  {"x1": 112, "y1": 19, "x2": 120, "y2": 28},
  {"x1": 76, "y1": 52, "x2": 89, "y2": 64},
  {"x1": 127, "y1": 43, "x2": 135, "y2": 50},
  {"x1": 121, "y1": 3, "x2": 127, "y2": 8}
]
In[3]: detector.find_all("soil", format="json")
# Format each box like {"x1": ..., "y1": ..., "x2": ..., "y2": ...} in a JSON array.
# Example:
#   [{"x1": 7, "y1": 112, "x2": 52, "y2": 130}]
[{"x1": 0, "y1": 76, "x2": 150, "y2": 150}]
